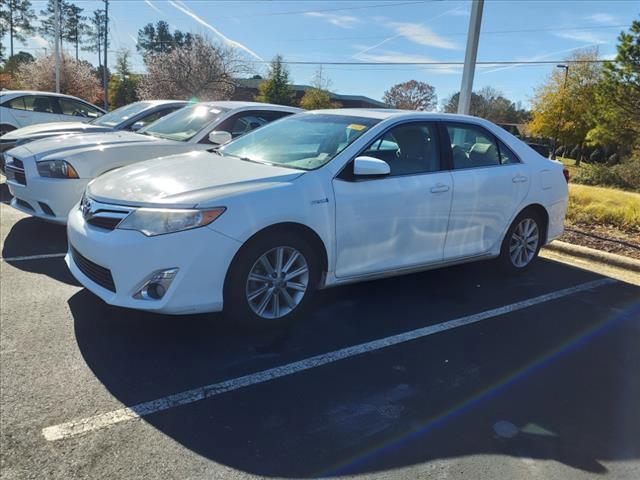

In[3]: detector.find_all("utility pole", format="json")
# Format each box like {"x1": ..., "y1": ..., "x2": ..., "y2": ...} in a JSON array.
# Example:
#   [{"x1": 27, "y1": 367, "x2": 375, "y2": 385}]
[
  {"x1": 457, "y1": 0, "x2": 484, "y2": 115},
  {"x1": 550, "y1": 64, "x2": 569, "y2": 160},
  {"x1": 54, "y1": 0, "x2": 60, "y2": 93},
  {"x1": 103, "y1": 0, "x2": 109, "y2": 110}
]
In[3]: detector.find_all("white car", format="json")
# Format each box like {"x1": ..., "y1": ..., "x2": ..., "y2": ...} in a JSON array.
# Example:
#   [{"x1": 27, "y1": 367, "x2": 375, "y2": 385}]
[
  {"x1": 4, "y1": 101, "x2": 300, "y2": 223},
  {"x1": 66, "y1": 110, "x2": 569, "y2": 327},
  {"x1": 0, "y1": 90, "x2": 105, "y2": 135},
  {"x1": 0, "y1": 100, "x2": 187, "y2": 170}
]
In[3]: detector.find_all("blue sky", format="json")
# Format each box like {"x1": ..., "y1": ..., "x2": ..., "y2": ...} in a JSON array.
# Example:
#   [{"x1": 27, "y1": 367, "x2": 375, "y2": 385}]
[{"x1": 6, "y1": 0, "x2": 639, "y2": 108}]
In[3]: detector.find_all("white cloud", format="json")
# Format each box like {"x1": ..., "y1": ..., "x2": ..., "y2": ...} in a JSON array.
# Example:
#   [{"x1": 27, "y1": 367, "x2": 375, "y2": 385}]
[
  {"x1": 144, "y1": 0, "x2": 162, "y2": 14},
  {"x1": 585, "y1": 13, "x2": 617, "y2": 24},
  {"x1": 167, "y1": 0, "x2": 263, "y2": 60},
  {"x1": 355, "y1": 50, "x2": 437, "y2": 64},
  {"x1": 483, "y1": 43, "x2": 601, "y2": 74},
  {"x1": 445, "y1": 8, "x2": 470, "y2": 17},
  {"x1": 388, "y1": 22, "x2": 459, "y2": 50},
  {"x1": 555, "y1": 30, "x2": 608, "y2": 44},
  {"x1": 305, "y1": 12, "x2": 360, "y2": 29}
]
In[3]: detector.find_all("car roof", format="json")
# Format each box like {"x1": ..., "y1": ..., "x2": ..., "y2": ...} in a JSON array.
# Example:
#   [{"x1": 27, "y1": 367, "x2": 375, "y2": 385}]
[
  {"x1": 304, "y1": 108, "x2": 497, "y2": 124},
  {"x1": 140, "y1": 100, "x2": 189, "y2": 106},
  {"x1": 198, "y1": 100, "x2": 302, "y2": 113},
  {"x1": 0, "y1": 90, "x2": 95, "y2": 101}
]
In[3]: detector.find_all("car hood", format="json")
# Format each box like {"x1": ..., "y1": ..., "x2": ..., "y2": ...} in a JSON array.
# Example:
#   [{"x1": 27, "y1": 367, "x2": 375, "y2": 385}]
[
  {"x1": 87, "y1": 151, "x2": 304, "y2": 207},
  {"x1": 12, "y1": 131, "x2": 169, "y2": 160},
  {"x1": 2, "y1": 122, "x2": 112, "y2": 140}
]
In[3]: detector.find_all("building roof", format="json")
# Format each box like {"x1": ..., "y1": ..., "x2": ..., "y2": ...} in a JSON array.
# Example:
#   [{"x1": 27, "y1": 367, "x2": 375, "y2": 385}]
[{"x1": 235, "y1": 78, "x2": 388, "y2": 108}]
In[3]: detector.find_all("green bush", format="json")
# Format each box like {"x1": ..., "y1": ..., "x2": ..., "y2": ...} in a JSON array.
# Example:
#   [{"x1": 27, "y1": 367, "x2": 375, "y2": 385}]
[{"x1": 573, "y1": 158, "x2": 640, "y2": 191}]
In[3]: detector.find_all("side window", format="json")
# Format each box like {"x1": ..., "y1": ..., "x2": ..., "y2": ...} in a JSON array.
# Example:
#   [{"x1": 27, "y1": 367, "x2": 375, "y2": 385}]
[
  {"x1": 135, "y1": 108, "x2": 180, "y2": 127},
  {"x1": 6, "y1": 97, "x2": 27, "y2": 110},
  {"x1": 362, "y1": 122, "x2": 441, "y2": 176},
  {"x1": 445, "y1": 123, "x2": 500, "y2": 169},
  {"x1": 231, "y1": 115, "x2": 268, "y2": 137},
  {"x1": 498, "y1": 140, "x2": 520, "y2": 165},
  {"x1": 58, "y1": 99, "x2": 100, "y2": 118},
  {"x1": 23, "y1": 96, "x2": 55, "y2": 114}
]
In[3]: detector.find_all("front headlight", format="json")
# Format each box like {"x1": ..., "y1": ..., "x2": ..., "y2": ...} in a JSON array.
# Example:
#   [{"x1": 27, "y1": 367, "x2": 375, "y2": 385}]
[
  {"x1": 117, "y1": 207, "x2": 226, "y2": 236},
  {"x1": 37, "y1": 159, "x2": 79, "y2": 178}
]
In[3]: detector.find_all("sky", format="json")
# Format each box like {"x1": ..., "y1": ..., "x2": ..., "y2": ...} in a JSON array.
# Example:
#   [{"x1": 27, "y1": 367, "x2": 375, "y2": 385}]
[{"x1": 4, "y1": 0, "x2": 639, "y2": 108}]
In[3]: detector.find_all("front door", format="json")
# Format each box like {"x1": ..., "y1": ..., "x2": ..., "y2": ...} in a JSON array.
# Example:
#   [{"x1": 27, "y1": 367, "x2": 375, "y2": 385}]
[{"x1": 333, "y1": 121, "x2": 453, "y2": 278}]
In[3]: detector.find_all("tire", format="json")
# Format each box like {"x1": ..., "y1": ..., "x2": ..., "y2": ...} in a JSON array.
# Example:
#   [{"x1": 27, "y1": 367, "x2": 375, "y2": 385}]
[
  {"x1": 498, "y1": 210, "x2": 543, "y2": 273},
  {"x1": 0, "y1": 125, "x2": 16, "y2": 137},
  {"x1": 224, "y1": 231, "x2": 320, "y2": 329}
]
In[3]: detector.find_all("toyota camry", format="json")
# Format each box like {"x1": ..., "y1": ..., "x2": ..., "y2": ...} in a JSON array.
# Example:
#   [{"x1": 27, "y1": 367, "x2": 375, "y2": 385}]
[{"x1": 66, "y1": 109, "x2": 568, "y2": 326}]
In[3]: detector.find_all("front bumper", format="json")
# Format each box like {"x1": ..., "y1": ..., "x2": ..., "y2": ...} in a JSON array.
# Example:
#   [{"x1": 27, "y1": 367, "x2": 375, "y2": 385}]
[
  {"x1": 7, "y1": 175, "x2": 87, "y2": 224},
  {"x1": 66, "y1": 206, "x2": 242, "y2": 315}
]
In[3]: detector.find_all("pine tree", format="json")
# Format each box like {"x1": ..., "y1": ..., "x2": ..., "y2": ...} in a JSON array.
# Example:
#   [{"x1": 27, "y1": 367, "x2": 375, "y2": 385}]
[
  {"x1": 0, "y1": 0, "x2": 37, "y2": 57},
  {"x1": 255, "y1": 55, "x2": 296, "y2": 106},
  {"x1": 63, "y1": 3, "x2": 88, "y2": 60},
  {"x1": 82, "y1": 9, "x2": 107, "y2": 67}
]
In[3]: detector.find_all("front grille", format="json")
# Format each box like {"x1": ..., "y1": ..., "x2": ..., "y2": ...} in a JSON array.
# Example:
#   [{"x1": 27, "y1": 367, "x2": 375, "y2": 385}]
[
  {"x1": 71, "y1": 246, "x2": 116, "y2": 292},
  {"x1": 4, "y1": 156, "x2": 26, "y2": 185},
  {"x1": 87, "y1": 216, "x2": 123, "y2": 230}
]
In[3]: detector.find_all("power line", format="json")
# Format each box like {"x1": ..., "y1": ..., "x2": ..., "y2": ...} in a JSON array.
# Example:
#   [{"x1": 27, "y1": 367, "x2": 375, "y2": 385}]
[
  {"x1": 246, "y1": 59, "x2": 616, "y2": 66},
  {"x1": 271, "y1": 23, "x2": 629, "y2": 42}
]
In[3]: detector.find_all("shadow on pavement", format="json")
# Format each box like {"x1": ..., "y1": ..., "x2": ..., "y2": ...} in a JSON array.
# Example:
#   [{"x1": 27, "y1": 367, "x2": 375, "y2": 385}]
[
  {"x1": 69, "y1": 259, "x2": 640, "y2": 477},
  {"x1": 2, "y1": 217, "x2": 75, "y2": 284}
]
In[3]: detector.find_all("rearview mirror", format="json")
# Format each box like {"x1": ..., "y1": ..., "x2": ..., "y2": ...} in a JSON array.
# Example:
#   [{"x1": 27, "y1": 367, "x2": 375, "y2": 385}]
[
  {"x1": 130, "y1": 121, "x2": 145, "y2": 132},
  {"x1": 353, "y1": 156, "x2": 390, "y2": 177},
  {"x1": 208, "y1": 130, "x2": 233, "y2": 145}
]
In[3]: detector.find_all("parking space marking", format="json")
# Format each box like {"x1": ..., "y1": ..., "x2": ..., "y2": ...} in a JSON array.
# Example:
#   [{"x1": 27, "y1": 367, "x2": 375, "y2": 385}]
[
  {"x1": 1, "y1": 253, "x2": 66, "y2": 262},
  {"x1": 42, "y1": 277, "x2": 615, "y2": 442}
]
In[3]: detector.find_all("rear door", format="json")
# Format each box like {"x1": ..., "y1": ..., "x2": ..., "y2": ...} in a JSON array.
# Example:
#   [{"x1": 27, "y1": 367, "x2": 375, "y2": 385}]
[
  {"x1": 20, "y1": 95, "x2": 63, "y2": 125},
  {"x1": 442, "y1": 122, "x2": 530, "y2": 259},
  {"x1": 56, "y1": 98, "x2": 102, "y2": 123}
]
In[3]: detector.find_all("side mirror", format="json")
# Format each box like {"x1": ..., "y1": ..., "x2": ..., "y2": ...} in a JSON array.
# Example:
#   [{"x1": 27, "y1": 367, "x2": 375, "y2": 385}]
[
  {"x1": 208, "y1": 130, "x2": 233, "y2": 145},
  {"x1": 130, "y1": 121, "x2": 145, "y2": 132},
  {"x1": 353, "y1": 156, "x2": 390, "y2": 177}
]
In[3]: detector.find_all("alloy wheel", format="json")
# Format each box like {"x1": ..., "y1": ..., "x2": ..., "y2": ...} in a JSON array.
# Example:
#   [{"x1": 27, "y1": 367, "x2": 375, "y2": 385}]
[
  {"x1": 509, "y1": 218, "x2": 539, "y2": 268},
  {"x1": 245, "y1": 246, "x2": 309, "y2": 320}
]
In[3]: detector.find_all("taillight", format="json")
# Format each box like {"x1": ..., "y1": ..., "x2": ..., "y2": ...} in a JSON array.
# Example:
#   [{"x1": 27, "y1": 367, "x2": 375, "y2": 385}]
[{"x1": 562, "y1": 167, "x2": 570, "y2": 183}]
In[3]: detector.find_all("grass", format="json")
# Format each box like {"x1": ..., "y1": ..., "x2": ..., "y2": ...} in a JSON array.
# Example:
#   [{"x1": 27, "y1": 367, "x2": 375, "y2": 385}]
[
  {"x1": 558, "y1": 156, "x2": 589, "y2": 179},
  {"x1": 567, "y1": 183, "x2": 640, "y2": 233}
]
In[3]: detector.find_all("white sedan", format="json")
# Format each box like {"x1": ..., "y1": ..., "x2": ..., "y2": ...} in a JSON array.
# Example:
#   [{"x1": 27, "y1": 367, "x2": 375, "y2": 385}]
[
  {"x1": 0, "y1": 90, "x2": 105, "y2": 135},
  {"x1": 4, "y1": 101, "x2": 300, "y2": 223},
  {"x1": 0, "y1": 100, "x2": 187, "y2": 167},
  {"x1": 66, "y1": 109, "x2": 568, "y2": 326}
]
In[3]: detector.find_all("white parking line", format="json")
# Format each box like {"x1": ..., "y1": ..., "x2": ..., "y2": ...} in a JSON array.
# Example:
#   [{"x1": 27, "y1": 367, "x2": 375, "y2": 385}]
[
  {"x1": 1, "y1": 253, "x2": 66, "y2": 262},
  {"x1": 42, "y1": 277, "x2": 616, "y2": 442}
]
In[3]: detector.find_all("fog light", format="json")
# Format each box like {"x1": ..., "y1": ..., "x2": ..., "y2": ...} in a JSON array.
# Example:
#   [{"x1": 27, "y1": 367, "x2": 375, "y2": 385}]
[{"x1": 133, "y1": 268, "x2": 178, "y2": 300}]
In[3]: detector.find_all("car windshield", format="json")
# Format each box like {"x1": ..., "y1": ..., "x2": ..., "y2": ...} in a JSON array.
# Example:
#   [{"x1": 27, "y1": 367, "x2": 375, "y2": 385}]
[
  {"x1": 139, "y1": 104, "x2": 228, "y2": 142},
  {"x1": 220, "y1": 113, "x2": 380, "y2": 170},
  {"x1": 91, "y1": 102, "x2": 154, "y2": 127}
]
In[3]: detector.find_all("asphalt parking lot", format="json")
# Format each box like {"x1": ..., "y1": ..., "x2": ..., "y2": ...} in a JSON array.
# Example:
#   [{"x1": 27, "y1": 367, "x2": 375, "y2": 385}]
[{"x1": 1, "y1": 179, "x2": 639, "y2": 480}]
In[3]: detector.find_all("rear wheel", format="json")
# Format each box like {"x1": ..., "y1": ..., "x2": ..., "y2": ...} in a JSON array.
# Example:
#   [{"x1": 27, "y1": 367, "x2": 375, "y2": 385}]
[
  {"x1": 498, "y1": 211, "x2": 543, "y2": 272},
  {"x1": 225, "y1": 232, "x2": 319, "y2": 328}
]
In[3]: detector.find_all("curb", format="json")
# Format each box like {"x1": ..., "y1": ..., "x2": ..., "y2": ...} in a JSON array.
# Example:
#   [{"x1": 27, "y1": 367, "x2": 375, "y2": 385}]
[{"x1": 544, "y1": 240, "x2": 640, "y2": 273}]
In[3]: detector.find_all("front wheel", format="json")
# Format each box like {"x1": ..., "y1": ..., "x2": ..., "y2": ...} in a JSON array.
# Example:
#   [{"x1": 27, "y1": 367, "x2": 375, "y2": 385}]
[
  {"x1": 498, "y1": 212, "x2": 543, "y2": 272},
  {"x1": 225, "y1": 232, "x2": 319, "y2": 328}
]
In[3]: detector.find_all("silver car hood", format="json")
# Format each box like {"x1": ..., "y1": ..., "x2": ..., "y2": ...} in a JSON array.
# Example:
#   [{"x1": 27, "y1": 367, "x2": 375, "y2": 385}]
[
  {"x1": 11, "y1": 131, "x2": 168, "y2": 160},
  {"x1": 87, "y1": 151, "x2": 304, "y2": 207},
  {"x1": 2, "y1": 122, "x2": 111, "y2": 140}
]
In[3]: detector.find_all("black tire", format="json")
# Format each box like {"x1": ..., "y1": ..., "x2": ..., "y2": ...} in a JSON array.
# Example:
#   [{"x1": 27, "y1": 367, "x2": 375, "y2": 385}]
[
  {"x1": 498, "y1": 210, "x2": 543, "y2": 273},
  {"x1": 0, "y1": 125, "x2": 16, "y2": 137},
  {"x1": 224, "y1": 230, "x2": 320, "y2": 329}
]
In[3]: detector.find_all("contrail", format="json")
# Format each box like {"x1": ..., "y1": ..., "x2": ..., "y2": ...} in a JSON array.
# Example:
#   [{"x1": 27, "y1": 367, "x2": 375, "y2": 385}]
[{"x1": 168, "y1": 1, "x2": 263, "y2": 60}]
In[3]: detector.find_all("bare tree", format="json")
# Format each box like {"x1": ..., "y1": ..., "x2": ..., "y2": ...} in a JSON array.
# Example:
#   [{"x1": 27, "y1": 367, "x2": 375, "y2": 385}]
[
  {"x1": 383, "y1": 80, "x2": 437, "y2": 111},
  {"x1": 137, "y1": 36, "x2": 249, "y2": 100},
  {"x1": 16, "y1": 53, "x2": 101, "y2": 103}
]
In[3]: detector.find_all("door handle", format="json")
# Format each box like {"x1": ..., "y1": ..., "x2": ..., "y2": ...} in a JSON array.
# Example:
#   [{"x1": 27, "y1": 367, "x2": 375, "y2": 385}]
[
  {"x1": 512, "y1": 175, "x2": 528, "y2": 183},
  {"x1": 430, "y1": 183, "x2": 450, "y2": 193}
]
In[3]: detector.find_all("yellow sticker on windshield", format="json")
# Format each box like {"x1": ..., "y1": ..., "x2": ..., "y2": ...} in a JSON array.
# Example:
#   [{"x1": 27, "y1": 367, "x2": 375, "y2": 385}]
[{"x1": 347, "y1": 124, "x2": 366, "y2": 131}]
